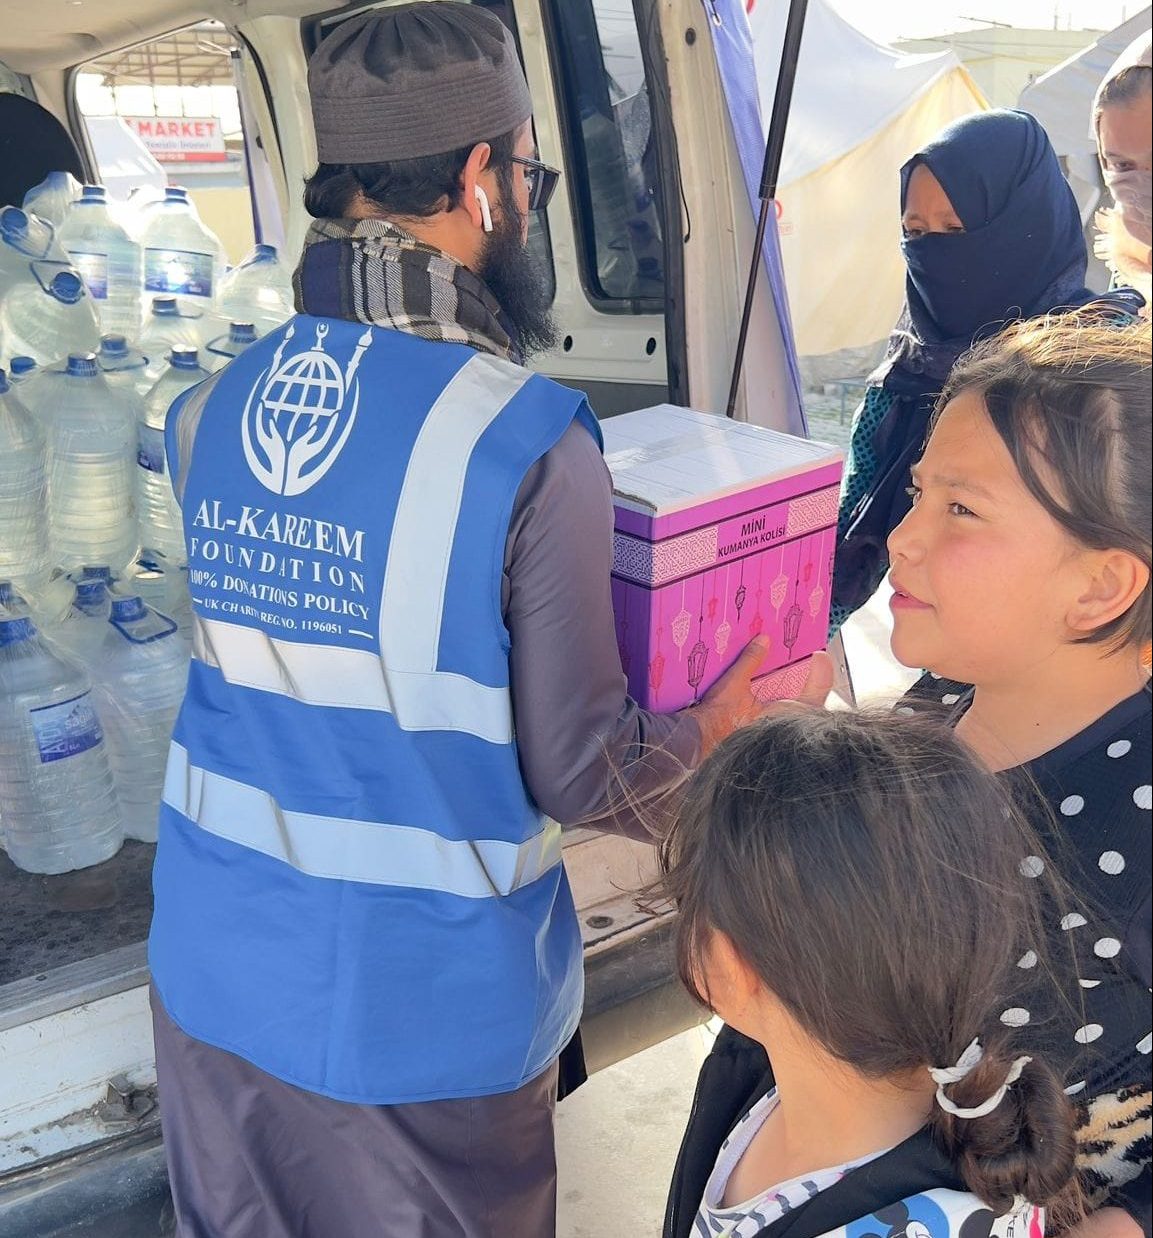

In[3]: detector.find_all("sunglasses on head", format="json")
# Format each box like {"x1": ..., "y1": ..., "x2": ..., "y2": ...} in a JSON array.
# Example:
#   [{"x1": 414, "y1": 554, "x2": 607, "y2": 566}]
[{"x1": 508, "y1": 155, "x2": 561, "y2": 212}]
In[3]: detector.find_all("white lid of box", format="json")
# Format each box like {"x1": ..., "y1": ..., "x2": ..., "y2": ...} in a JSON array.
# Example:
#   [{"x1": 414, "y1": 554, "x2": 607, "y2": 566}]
[{"x1": 601, "y1": 404, "x2": 842, "y2": 515}]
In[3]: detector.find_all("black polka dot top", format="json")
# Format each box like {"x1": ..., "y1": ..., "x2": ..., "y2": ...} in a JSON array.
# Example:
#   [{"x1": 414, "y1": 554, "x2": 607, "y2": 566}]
[{"x1": 905, "y1": 676, "x2": 1151, "y2": 1219}]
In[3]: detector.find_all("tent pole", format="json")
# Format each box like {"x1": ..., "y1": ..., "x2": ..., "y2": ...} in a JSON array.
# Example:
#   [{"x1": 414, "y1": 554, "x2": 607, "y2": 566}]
[{"x1": 725, "y1": 0, "x2": 810, "y2": 418}]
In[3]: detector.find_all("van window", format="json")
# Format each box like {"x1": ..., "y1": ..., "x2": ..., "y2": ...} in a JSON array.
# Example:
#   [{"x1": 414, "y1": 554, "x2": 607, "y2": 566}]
[
  {"x1": 72, "y1": 22, "x2": 267, "y2": 269},
  {"x1": 548, "y1": 0, "x2": 665, "y2": 308}
]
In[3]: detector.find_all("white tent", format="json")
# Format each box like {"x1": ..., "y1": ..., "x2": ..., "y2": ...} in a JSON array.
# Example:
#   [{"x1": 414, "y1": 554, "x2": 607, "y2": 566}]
[
  {"x1": 1018, "y1": 10, "x2": 1152, "y2": 288},
  {"x1": 748, "y1": 0, "x2": 987, "y2": 358}
]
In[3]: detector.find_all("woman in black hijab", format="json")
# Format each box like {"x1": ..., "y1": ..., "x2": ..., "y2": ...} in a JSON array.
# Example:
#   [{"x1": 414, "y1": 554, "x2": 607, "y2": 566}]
[{"x1": 830, "y1": 109, "x2": 1142, "y2": 633}]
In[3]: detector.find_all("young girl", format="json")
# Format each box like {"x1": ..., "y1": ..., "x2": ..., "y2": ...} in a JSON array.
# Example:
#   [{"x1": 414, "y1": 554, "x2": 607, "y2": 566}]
[
  {"x1": 661, "y1": 708, "x2": 1076, "y2": 1238},
  {"x1": 887, "y1": 316, "x2": 1151, "y2": 1233}
]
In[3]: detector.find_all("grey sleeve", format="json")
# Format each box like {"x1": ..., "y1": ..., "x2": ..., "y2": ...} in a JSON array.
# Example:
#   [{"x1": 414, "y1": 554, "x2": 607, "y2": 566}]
[{"x1": 502, "y1": 418, "x2": 701, "y2": 840}]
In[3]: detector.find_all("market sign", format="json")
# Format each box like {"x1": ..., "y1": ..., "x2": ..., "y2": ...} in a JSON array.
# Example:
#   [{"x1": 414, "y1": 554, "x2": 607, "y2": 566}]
[{"x1": 124, "y1": 116, "x2": 227, "y2": 163}]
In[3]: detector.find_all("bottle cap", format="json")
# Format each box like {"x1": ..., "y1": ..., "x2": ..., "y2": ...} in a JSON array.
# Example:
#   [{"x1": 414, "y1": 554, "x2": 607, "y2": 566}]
[
  {"x1": 164, "y1": 187, "x2": 189, "y2": 202},
  {"x1": 80, "y1": 185, "x2": 107, "y2": 202},
  {"x1": 0, "y1": 370, "x2": 8, "y2": 395},
  {"x1": 0, "y1": 616, "x2": 34, "y2": 646},
  {"x1": 230, "y1": 323, "x2": 257, "y2": 343},
  {"x1": 0, "y1": 207, "x2": 29, "y2": 241},
  {"x1": 170, "y1": 347, "x2": 201, "y2": 371},
  {"x1": 50, "y1": 271, "x2": 85, "y2": 305},
  {"x1": 66, "y1": 353, "x2": 99, "y2": 377},
  {"x1": 110, "y1": 595, "x2": 147, "y2": 623},
  {"x1": 151, "y1": 296, "x2": 179, "y2": 316},
  {"x1": 9, "y1": 356, "x2": 38, "y2": 377},
  {"x1": 100, "y1": 334, "x2": 129, "y2": 357},
  {"x1": 253, "y1": 244, "x2": 278, "y2": 261},
  {"x1": 74, "y1": 579, "x2": 109, "y2": 611},
  {"x1": 79, "y1": 565, "x2": 115, "y2": 583}
]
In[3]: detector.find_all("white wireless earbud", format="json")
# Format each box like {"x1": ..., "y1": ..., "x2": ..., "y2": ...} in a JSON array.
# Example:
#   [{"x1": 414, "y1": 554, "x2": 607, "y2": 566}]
[{"x1": 474, "y1": 185, "x2": 494, "y2": 234}]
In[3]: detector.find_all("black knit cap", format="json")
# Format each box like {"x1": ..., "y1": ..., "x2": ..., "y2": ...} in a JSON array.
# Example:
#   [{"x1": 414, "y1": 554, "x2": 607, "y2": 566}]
[{"x1": 308, "y1": 3, "x2": 532, "y2": 164}]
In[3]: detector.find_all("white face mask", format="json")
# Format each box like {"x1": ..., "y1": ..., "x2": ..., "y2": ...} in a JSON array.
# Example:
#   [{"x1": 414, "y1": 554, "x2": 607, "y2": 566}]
[{"x1": 1105, "y1": 166, "x2": 1153, "y2": 249}]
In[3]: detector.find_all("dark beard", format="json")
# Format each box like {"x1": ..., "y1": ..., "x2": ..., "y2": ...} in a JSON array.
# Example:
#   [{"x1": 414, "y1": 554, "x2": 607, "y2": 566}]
[{"x1": 479, "y1": 200, "x2": 557, "y2": 362}]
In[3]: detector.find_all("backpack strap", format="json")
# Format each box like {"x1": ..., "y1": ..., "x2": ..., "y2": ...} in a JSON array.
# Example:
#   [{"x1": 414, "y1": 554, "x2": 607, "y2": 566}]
[{"x1": 664, "y1": 1027, "x2": 774, "y2": 1238}]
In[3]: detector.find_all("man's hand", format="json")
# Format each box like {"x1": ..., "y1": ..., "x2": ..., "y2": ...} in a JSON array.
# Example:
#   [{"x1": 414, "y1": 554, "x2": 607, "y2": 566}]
[{"x1": 688, "y1": 640, "x2": 835, "y2": 760}]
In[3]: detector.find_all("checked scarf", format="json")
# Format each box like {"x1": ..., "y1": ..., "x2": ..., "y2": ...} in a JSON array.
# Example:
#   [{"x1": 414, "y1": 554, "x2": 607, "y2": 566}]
[{"x1": 293, "y1": 216, "x2": 521, "y2": 362}]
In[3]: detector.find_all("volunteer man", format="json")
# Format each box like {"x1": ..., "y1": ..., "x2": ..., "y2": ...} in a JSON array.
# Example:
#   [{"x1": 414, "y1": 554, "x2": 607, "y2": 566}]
[{"x1": 149, "y1": 6, "x2": 827, "y2": 1235}]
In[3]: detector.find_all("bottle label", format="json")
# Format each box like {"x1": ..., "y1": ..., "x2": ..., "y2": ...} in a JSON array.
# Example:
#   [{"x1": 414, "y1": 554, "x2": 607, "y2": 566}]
[
  {"x1": 67, "y1": 250, "x2": 109, "y2": 299},
  {"x1": 30, "y1": 691, "x2": 105, "y2": 764},
  {"x1": 137, "y1": 424, "x2": 167, "y2": 475},
  {"x1": 144, "y1": 246, "x2": 214, "y2": 298}
]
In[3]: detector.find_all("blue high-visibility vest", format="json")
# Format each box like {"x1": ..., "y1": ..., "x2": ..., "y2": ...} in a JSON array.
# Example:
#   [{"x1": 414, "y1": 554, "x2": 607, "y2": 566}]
[{"x1": 149, "y1": 316, "x2": 600, "y2": 1103}]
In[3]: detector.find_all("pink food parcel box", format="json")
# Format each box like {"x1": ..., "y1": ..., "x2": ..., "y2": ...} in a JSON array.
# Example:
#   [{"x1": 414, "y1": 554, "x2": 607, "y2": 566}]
[{"x1": 602, "y1": 404, "x2": 843, "y2": 713}]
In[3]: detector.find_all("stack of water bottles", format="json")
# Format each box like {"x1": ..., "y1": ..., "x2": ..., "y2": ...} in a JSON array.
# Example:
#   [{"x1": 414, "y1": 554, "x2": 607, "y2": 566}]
[{"x1": 1, "y1": 170, "x2": 296, "y2": 876}]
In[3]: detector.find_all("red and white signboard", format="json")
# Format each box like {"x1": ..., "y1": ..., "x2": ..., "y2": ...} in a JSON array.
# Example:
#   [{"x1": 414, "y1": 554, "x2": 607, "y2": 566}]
[{"x1": 124, "y1": 116, "x2": 227, "y2": 163}]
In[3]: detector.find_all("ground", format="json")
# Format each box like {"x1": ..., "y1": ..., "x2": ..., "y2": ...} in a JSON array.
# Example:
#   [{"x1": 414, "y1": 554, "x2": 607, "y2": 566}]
[
  {"x1": 802, "y1": 388, "x2": 861, "y2": 456},
  {"x1": 556, "y1": 1021, "x2": 716, "y2": 1236}
]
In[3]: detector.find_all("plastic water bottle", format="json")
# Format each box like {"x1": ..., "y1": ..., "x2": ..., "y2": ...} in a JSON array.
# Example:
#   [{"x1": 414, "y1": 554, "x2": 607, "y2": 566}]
[
  {"x1": 137, "y1": 347, "x2": 207, "y2": 564},
  {"x1": 214, "y1": 243, "x2": 295, "y2": 333},
  {"x1": 0, "y1": 208, "x2": 100, "y2": 365},
  {"x1": 43, "y1": 354, "x2": 139, "y2": 573},
  {"x1": 6, "y1": 358, "x2": 53, "y2": 420},
  {"x1": 57, "y1": 186, "x2": 143, "y2": 339},
  {"x1": 29, "y1": 564, "x2": 120, "y2": 631},
  {"x1": 6, "y1": 363, "x2": 46, "y2": 493},
  {"x1": 0, "y1": 369, "x2": 50, "y2": 586},
  {"x1": 97, "y1": 334, "x2": 149, "y2": 394},
  {"x1": 22, "y1": 171, "x2": 83, "y2": 227},
  {"x1": 0, "y1": 580, "x2": 31, "y2": 617},
  {"x1": 138, "y1": 187, "x2": 226, "y2": 307},
  {"x1": 7, "y1": 358, "x2": 54, "y2": 431},
  {"x1": 130, "y1": 553, "x2": 192, "y2": 644},
  {"x1": 203, "y1": 321, "x2": 258, "y2": 373},
  {"x1": 0, "y1": 614, "x2": 123, "y2": 874},
  {"x1": 139, "y1": 296, "x2": 204, "y2": 392},
  {"x1": 120, "y1": 185, "x2": 167, "y2": 242},
  {"x1": 50, "y1": 577, "x2": 112, "y2": 666},
  {"x1": 92, "y1": 595, "x2": 187, "y2": 843}
]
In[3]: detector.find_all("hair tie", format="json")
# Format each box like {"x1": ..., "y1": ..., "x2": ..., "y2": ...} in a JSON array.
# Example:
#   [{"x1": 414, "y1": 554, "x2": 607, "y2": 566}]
[{"x1": 928, "y1": 1038, "x2": 1033, "y2": 1120}]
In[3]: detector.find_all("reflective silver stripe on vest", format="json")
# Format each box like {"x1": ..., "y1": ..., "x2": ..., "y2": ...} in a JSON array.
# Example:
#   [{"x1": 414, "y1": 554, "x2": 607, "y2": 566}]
[
  {"x1": 191, "y1": 616, "x2": 513, "y2": 744},
  {"x1": 172, "y1": 370, "x2": 224, "y2": 502},
  {"x1": 163, "y1": 742, "x2": 562, "y2": 897},
  {"x1": 378, "y1": 352, "x2": 529, "y2": 669}
]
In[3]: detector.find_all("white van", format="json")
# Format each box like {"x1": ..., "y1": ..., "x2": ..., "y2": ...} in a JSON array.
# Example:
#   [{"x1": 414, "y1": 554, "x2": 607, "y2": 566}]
[{"x1": 0, "y1": 3, "x2": 817, "y2": 1231}]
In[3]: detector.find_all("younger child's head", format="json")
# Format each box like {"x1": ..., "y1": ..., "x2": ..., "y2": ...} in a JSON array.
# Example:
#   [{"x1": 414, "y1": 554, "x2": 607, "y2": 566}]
[
  {"x1": 887, "y1": 316, "x2": 1151, "y2": 685},
  {"x1": 661, "y1": 709, "x2": 1075, "y2": 1211}
]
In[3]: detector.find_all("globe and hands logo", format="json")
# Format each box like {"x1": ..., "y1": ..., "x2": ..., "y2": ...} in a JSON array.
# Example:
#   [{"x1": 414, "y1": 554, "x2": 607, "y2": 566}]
[{"x1": 242, "y1": 321, "x2": 373, "y2": 496}]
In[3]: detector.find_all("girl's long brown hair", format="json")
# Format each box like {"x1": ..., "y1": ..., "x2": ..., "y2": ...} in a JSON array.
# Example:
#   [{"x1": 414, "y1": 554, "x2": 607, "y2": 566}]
[{"x1": 659, "y1": 709, "x2": 1079, "y2": 1215}]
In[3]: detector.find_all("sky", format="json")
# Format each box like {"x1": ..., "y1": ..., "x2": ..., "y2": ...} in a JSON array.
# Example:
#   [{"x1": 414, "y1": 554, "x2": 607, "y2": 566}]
[{"x1": 827, "y1": 0, "x2": 1142, "y2": 44}]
